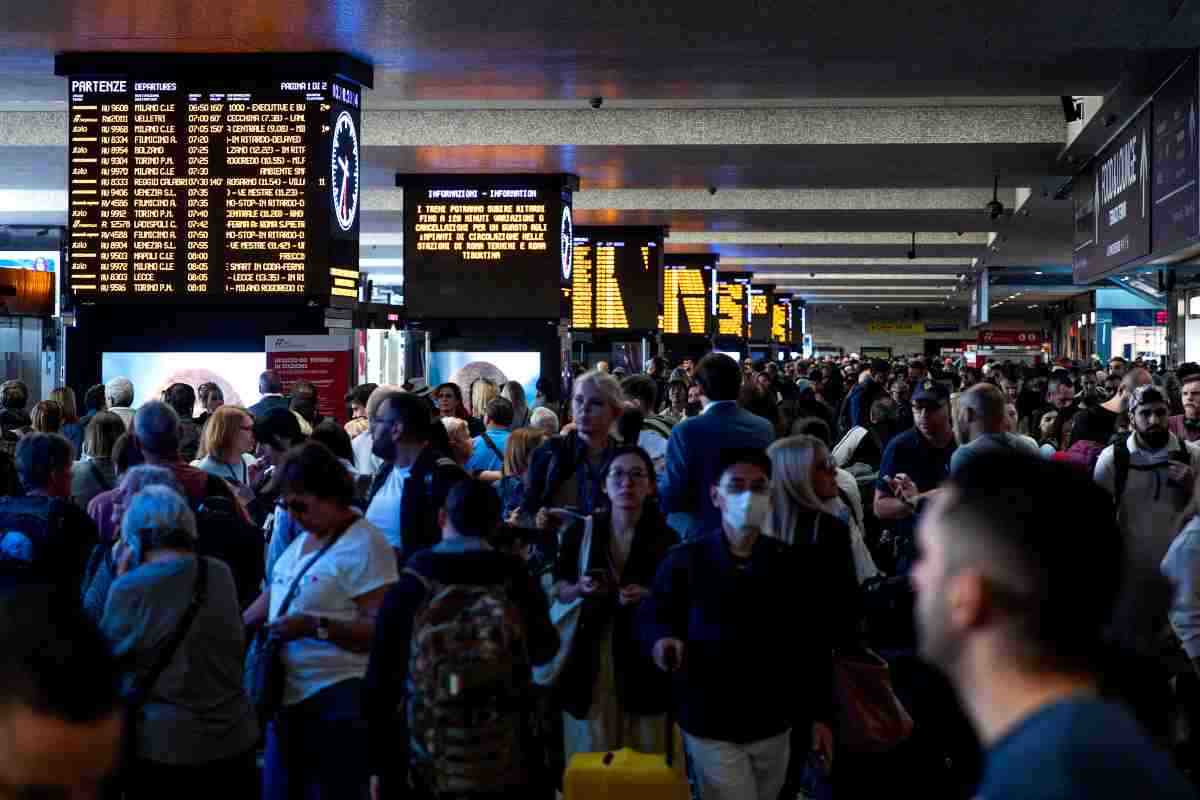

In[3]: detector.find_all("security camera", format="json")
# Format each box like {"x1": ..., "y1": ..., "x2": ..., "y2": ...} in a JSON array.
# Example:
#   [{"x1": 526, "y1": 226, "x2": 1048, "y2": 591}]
[
  {"x1": 987, "y1": 200, "x2": 1004, "y2": 221},
  {"x1": 589, "y1": 96, "x2": 603, "y2": 109},
  {"x1": 906, "y1": 249, "x2": 916, "y2": 260},
  {"x1": 707, "y1": 186, "x2": 717, "y2": 196}
]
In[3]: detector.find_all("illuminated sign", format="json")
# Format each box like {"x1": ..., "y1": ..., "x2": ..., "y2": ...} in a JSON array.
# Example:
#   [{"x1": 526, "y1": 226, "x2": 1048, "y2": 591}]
[
  {"x1": 771, "y1": 296, "x2": 791, "y2": 344},
  {"x1": 662, "y1": 254, "x2": 716, "y2": 335},
  {"x1": 401, "y1": 174, "x2": 575, "y2": 319},
  {"x1": 749, "y1": 285, "x2": 774, "y2": 341},
  {"x1": 715, "y1": 272, "x2": 753, "y2": 338},
  {"x1": 63, "y1": 68, "x2": 364, "y2": 303},
  {"x1": 569, "y1": 226, "x2": 662, "y2": 331}
]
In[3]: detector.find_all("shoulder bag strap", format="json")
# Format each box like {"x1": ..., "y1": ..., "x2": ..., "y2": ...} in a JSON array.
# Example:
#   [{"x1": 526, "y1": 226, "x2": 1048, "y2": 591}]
[
  {"x1": 276, "y1": 532, "x2": 343, "y2": 618},
  {"x1": 579, "y1": 515, "x2": 594, "y2": 579},
  {"x1": 1113, "y1": 436, "x2": 1131, "y2": 508},
  {"x1": 481, "y1": 431, "x2": 506, "y2": 464},
  {"x1": 128, "y1": 556, "x2": 209, "y2": 708}
]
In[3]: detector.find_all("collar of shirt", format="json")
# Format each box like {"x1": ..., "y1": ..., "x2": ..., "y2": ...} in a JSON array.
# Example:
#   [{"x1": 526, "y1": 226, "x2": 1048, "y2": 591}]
[
  {"x1": 703, "y1": 400, "x2": 736, "y2": 415},
  {"x1": 434, "y1": 536, "x2": 493, "y2": 554}
]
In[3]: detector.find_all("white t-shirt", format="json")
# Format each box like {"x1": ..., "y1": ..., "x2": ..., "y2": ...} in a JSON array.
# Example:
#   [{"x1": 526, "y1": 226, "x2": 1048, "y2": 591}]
[
  {"x1": 268, "y1": 518, "x2": 399, "y2": 705},
  {"x1": 351, "y1": 431, "x2": 384, "y2": 477},
  {"x1": 365, "y1": 465, "x2": 411, "y2": 550}
]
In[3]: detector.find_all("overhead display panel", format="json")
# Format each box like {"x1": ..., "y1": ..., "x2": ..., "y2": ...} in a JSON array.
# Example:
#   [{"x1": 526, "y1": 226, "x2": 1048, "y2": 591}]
[
  {"x1": 662, "y1": 253, "x2": 717, "y2": 335},
  {"x1": 715, "y1": 272, "x2": 753, "y2": 338},
  {"x1": 400, "y1": 173, "x2": 575, "y2": 319},
  {"x1": 56, "y1": 53, "x2": 369, "y2": 304},
  {"x1": 772, "y1": 296, "x2": 791, "y2": 345},
  {"x1": 1074, "y1": 110, "x2": 1151, "y2": 283},
  {"x1": 568, "y1": 226, "x2": 662, "y2": 331},
  {"x1": 749, "y1": 285, "x2": 774, "y2": 342},
  {"x1": 1152, "y1": 56, "x2": 1199, "y2": 257}
]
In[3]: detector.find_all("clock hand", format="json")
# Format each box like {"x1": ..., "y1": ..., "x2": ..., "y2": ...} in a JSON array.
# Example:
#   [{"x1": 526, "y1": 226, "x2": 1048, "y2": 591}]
[{"x1": 338, "y1": 156, "x2": 350, "y2": 218}]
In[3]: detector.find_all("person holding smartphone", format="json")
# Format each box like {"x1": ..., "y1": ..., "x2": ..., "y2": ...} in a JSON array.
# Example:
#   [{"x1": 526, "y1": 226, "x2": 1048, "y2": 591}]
[{"x1": 552, "y1": 445, "x2": 679, "y2": 763}]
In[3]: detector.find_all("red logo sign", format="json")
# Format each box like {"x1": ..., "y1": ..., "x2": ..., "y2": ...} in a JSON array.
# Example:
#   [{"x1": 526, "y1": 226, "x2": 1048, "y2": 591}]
[{"x1": 979, "y1": 330, "x2": 1044, "y2": 347}]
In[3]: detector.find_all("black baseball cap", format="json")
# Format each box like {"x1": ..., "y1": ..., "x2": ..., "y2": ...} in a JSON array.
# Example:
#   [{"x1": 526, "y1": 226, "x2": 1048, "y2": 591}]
[
  {"x1": 1178, "y1": 363, "x2": 1200, "y2": 386},
  {"x1": 912, "y1": 379, "x2": 950, "y2": 406}
]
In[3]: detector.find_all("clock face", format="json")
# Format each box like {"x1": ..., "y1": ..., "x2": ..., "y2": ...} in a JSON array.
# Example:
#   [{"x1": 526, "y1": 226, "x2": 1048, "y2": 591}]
[
  {"x1": 331, "y1": 110, "x2": 359, "y2": 232},
  {"x1": 560, "y1": 205, "x2": 573, "y2": 281}
]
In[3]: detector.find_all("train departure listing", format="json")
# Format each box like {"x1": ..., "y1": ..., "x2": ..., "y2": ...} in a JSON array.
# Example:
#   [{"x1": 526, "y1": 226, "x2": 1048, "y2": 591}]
[{"x1": 66, "y1": 74, "x2": 361, "y2": 302}]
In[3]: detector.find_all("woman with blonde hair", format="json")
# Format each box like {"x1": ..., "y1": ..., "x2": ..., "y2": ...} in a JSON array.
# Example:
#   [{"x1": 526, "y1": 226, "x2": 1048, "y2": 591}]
[
  {"x1": 470, "y1": 378, "x2": 499, "y2": 433},
  {"x1": 51, "y1": 386, "x2": 84, "y2": 456},
  {"x1": 30, "y1": 400, "x2": 63, "y2": 436},
  {"x1": 193, "y1": 406, "x2": 256, "y2": 501},
  {"x1": 71, "y1": 410, "x2": 126, "y2": 510},
  {"x1": 440, "y1": 416, "x2": 474, "y2": 466},
  {"x1": 502, "y1": 380, "x2": 531, "y2": 428}
]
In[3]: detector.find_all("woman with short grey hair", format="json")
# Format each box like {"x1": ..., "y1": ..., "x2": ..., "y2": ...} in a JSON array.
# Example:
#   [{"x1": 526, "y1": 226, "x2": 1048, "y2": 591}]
[{"x1": 101, "y1": 485, "x2": 258, "y2": 800}]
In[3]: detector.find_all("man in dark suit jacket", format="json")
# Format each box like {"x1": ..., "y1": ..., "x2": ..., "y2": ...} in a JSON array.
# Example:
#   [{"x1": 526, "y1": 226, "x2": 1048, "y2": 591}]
[
  {"x1": 248, "y1": 370, "x2": 290, "y2": 419},
  {"x1": 660, "y1": 353, "x2": 775, "y2": 540}
]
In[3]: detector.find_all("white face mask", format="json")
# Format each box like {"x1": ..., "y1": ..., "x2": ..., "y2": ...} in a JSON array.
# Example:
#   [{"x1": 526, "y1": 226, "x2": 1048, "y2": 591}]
[{"x1": 721, "y1": 489, "x2": 771, "y2": 533}]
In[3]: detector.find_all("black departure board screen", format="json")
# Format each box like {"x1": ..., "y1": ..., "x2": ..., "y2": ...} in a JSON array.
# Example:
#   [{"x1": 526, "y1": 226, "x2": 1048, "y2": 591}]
[
  {"x1": 662, "y1": 254, "x2": 716, "y2": 335},
  {"x1": 715, "y1": 273, "x2": 752, "y2": 338},
  {"x1": 401, "y1": 174, "x2": 574, "y2": 319},
  {"x1": 1152, "y1": 57, "x2": 1199, "y2": 256},
  {"x1": 62, "y1": 65, "x2": 364, "y2": 303},
  {"x1": 771, "y1": 296, "x2": 791, "y2": 345},
  {"x1": 749, "y1": 285, "x2": 774, "y2": 342},
  {"x1": 1075, "y1": 110, "x2": 1151, "y2": 283},
  {"x1": 568, "y1": 226, "x2": 662, "y2": 331}
]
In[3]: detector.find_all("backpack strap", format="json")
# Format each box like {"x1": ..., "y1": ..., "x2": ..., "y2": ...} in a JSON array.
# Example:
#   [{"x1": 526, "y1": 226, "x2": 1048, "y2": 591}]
[
  {"x1": 642, "y1": 416, "x2": 674, "y2": 440},
  {"x1": 127, "y1": 556, "x2": 209, "y2": 709},
  {"x1": 837, "y1": 487, "x2": 861, "y2": 529},
  {"x1": 1113, "y1": 435, "x2": 1131, "y2": 508},
  {"x1": 480, "y1": 431, "x2": 506, "y2": 465}
]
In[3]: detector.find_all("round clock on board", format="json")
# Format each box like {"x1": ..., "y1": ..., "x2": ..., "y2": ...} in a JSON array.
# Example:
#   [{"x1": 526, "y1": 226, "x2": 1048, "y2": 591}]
[
  {"x1": 331, "y1": 110, "x2": 360, "y2": 232},
  {"x1": 560, "y1": 205, "x2": 573, "y2": 281}
]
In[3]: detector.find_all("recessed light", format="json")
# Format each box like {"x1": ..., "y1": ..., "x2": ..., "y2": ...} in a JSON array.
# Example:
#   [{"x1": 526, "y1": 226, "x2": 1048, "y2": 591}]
[{"x1": 1035, "y1": 271, "x2": 1043, "y2": 275}]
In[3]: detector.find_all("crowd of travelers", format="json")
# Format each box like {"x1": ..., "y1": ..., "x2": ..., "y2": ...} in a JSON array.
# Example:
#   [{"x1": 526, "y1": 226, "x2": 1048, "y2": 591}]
[{"x1": 3, "y1": 350, "x2": 1200, "y2": 799}]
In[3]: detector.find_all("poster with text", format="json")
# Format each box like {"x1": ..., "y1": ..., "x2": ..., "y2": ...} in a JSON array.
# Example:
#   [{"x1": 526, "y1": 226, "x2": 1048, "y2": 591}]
[{"x1": 265, "y1": 335, "x2": 353, "y2": 425}]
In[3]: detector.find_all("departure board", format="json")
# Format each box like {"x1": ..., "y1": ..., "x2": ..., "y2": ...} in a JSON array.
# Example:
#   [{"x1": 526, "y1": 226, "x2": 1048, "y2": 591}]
[
  {"x1": 662, "y1": 254, "x2": 716, "y2": 335},
  {"x1": 714, "y1": 272, "x2": 752, "y2": 338},
  {"x1": 772, "y1": 296, "x2": 791, "y2": 345},
  {"x1": 59, "y1": 57, "x2": 367, "y2": 304},
  {"x1": 402, "y1": 174, "x2": 575, "y2": 319},
  {"x1": 749, "y1": 285, "x2": 775, "y2": 341},
  {"x1": 568, "y1": 226, "x2": 663, "y2": 331}
]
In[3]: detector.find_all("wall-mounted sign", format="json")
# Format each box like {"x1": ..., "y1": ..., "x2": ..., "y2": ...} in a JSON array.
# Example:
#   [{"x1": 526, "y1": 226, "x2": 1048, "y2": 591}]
[
  {"x1": 1151, "y1": 56, "x2": 1199, "y2": 257},
  {"x1": 979, "y1": 330, "x2": 1044, "y2": 347},
  {"x1": 866, "y1": 321, "x2": 925, "y2": 335},
  {"x1": 1075, "y1": 110, "x2": 1151, "y2": 283}
]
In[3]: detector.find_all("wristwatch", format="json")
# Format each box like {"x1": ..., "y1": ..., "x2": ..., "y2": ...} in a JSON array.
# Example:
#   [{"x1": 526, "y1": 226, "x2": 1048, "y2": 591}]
[{"x1": 315, "y1": 616, "x2": 330, "y2": 641}]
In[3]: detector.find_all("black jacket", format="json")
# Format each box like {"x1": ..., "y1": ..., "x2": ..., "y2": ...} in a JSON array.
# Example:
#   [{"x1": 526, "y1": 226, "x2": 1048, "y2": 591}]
[
  {"x1": 363, "y1": 544, "x2": 559, "y2": 792},
  {"x1": 365, "y1": 446, "x2": 466, "y2": 561},
  {"x1": 553, "y1": 509, "x2": 679, "y2": 718},
  {"x1": 789, "y1": 508, "x2": 862, "y2": 641},
  {"x1": 520, "y1": 431, "x2": 617, "y2": 517}
]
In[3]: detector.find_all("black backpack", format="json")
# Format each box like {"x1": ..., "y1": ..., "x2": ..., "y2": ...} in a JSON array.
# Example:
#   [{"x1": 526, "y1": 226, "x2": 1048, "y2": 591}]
[{"x1": 0, "y1": 496, "x2": 65, "y2": 590}]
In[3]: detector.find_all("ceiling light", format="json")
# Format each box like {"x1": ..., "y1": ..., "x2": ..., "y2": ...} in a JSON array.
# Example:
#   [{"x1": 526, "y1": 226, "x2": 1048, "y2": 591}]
[
  {"x1": 721, "y1": 257, "x2": 973, "y2": 266},
  {"x1": 1035, "y1": 271, "x2": 1043, "y2": 275},
  {"x1": 752, "y1": 273, "x2": 958, "y2": 281}
]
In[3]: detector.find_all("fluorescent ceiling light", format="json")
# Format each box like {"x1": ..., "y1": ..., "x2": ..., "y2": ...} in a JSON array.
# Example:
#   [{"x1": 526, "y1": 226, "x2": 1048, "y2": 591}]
[
  {"x1": 721, "y1": 257, "x2": 973, "y2": 266},
  {"x1": 361, "y1": 234, "x2": 405, "y2": 246},
  {"x1": 0, "y1": 190, "x2": 67, "y2": 212},
  {"x1": 774, "y1": 285, "x2": 957, "y2": 291},
  {"x1": 753, "y1": 273, "x2": 959, "y2": 281},
  {"x1": 359, "y1": 258, "x2": 404, "y2": 269},
  {"x1": 667, "y1": 232, "x2": 989, "y2": 245}
]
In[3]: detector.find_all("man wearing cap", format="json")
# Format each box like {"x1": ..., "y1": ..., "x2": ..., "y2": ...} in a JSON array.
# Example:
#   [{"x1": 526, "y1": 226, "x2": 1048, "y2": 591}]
[
  {"x1": 1096, "y1": 384, "x2": 1200, "y2": 562},
  {"x1": 874, "y1": 379, "x2": 957, "y2": 578},
  {"x1": 1170, "y1": 364, "x2": 1200, "y2": 444}
]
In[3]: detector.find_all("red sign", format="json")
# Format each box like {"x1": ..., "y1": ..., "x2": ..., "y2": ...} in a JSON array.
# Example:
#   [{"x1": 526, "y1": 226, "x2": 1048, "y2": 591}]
[
  {"x1": 978, "y1": 330, "x2": 1044, "y2": 347},
  {"x1": 265, "y1": 335, "x2": 353, "y2": 425},
  {"x1": 1156, "y1": 310, "x2": 1169, "y2": 325}
]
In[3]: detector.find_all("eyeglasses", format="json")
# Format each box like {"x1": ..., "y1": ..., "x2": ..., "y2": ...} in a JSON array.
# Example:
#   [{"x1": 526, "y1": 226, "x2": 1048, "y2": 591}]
[{"x1": 608, "y1": 468, "x2": 650, "y2": 485}]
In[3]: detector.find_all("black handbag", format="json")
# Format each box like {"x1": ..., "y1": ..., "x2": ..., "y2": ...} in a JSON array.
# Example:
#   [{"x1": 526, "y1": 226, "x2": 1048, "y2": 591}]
[{"x1": 247, "y1": 534, "x2": 341, "y2": 720}]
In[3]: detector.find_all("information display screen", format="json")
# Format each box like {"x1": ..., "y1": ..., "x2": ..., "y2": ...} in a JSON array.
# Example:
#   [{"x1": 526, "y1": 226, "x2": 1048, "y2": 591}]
[
  {"x1": 63, "y1": 69, "x2": 363, "y2": 303},
  {"x1": 662, "y1": 254, "x2": 716, "y2": 335},
  {"x1": 402, "y1": 174, "x2": 573, "y2": 319},
  {"x1": 771, "y1": 296, "x2": 791, "y2": 345},
  {"x1": 1075, "y1": 110, "x2": 1151, "y2": 283},
  {"x1": 749, "y1": 285, "x2": 775, "y2": 342},
  {"x1": 714, "y1": 272, "x2": 752, "y2": 339},
  {"x1": 568, "y1": 226, "x2": 662, "y2": 331},
  {"x1": 1152, "y1": 56, "x2": 1199, "y2": 256}
]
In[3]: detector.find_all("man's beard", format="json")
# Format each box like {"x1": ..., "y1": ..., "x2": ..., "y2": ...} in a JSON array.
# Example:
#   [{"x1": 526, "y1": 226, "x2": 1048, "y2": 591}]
[{"x1": 1139, "y1": 427, "x2": 1170, "y2": 450}]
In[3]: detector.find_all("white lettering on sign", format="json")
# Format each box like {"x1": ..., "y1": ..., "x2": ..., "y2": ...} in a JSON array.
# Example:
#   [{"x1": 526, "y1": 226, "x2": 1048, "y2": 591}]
[
  {"x1": 71, "y1": 80, "x2": 127, "y2": 93},
  {"x1": 1101, "y1": 135, "x2": 1138, "y2": 206}
]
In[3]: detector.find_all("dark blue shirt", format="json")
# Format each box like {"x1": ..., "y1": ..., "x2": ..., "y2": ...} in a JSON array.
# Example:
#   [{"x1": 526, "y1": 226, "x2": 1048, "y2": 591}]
[
  {"x1": 979, "y1": 697, "x2": 1194, "y2": 800},
  {"x1": 875, "y1": 427, "x2": 955, "y2": 562}
]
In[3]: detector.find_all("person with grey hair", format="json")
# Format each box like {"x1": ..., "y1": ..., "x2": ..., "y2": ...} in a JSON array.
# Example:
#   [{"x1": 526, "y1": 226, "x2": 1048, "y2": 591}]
[
  {"x1": 0, "y1": 432, "x2": 98, "y2": 596},
  {"x1": 950, "y1": 383, "x2": 1042, "y2": 475},
  {"x1": 105, "y1": 376, "x2": 136, "y2": 430},
  {"x1": 101, "y1": 485, "x2": 258, "y2": 799},
  {"x1": 350, "y1": 383, "x2": 403, "y2": 478},
  {"x1": 133, "y1": 400, "x2": 238, "y2": 511},
  {"x1": 530, "y1": 405, "x2": 560, "y2": 437},
  {"x1": 82, "y1": 465, "x2": 183, "y2": 622}
]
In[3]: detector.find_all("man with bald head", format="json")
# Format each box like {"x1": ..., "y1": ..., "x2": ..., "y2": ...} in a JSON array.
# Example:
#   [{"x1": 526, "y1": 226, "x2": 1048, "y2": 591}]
[
  {"x1": 951, "y1": 383, "x2": 1041, "y2": 475},
  {"x1": 1074, "y1": 367, "x2": 1153, "y2": 446}
]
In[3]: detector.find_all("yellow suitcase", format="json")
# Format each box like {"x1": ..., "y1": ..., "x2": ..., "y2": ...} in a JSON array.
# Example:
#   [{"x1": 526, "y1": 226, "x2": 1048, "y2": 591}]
[{"x1": 563, "y1": 727, "x2": 690, "y2": 800}]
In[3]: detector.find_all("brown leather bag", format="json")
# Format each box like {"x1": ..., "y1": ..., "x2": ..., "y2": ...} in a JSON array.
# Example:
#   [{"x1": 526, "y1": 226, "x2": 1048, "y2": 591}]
[{"x1": 833, "y1": 647, "x2": 914, "y2": 753}]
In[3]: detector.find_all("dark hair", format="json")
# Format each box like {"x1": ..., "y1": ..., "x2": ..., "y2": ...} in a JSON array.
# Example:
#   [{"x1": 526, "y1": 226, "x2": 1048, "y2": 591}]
[
  {"x1": 132, "y1": 401, "x2": 180, "y2": 459},
  {"x1": 162, "y1": 383, "x2": 196, "y2": 419},
  {"x1": 621, "y1": 374, "x2": 659, "y2": 412},
  {"x1": 276, "y1": 441, "x2": 355, "y2": 507},
  {"x1": 378, "y1": 391, "x2": 435, "y2": 442},
  {"x1": 197, "y1": 382, "x2": 223, "y2": 405},
  {"x1": 310, "y1": 420, "x2": 355, "y2": 463},
  {"x1": 84, "y1": 383, "x2": 107, "y2": 414},
  {"x1": 0, "y1": 586, "x2": 122, "y2": 723},
  {"x1": 112, "y1": 433, "x2": 143, "y2": 475},
  {"x1": 616, "y1": 407, "x2": 644, "y2": 445},
  {"x1": 444, "y1": 478, "x2": 501, "y2": 539},
  {"x1": 31, "y1": 400, "x2": 63, "y2": 434},
  {"x1": 600, "y1": 445, "x2": 657, "y2": 486},
  {"x1": 738, "y1": 383, "x2": 782, "y2": 432},
  {"x1": 433, "y1": 383, "x2": 469, "y2": 419},
  {"x1": 15, "y1": 433, "x2": 73, "y2": 491},
  {"x1": 791, "y1": 416, "x2": 832, "y2": 447},
  {"x1": 260, "y1": 370, "x2": 284, "y2": 395},
  {"x1": 485, "y1": 397, "x2": 515, "y2": 428},
  {"x1": 0, "y1": 380, "x2": 28, "y2": 411},
  {"x1": 715, "y1": 447, "x2": 773, "y2": 485},
  {"x1": 694, "y1": 353, "x2": 742, "y2": 402},
  {"x1": 945, "y1": 452, "x2": 1122, "y2": 672},
  {"x1": 347, "y1": 383, "x2": 378, "y2": 407}
]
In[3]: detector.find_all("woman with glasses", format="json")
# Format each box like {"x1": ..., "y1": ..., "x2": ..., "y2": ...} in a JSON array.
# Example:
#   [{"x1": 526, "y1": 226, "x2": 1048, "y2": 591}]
[
  {"x1": 193, "y1": 406, "x2": 257, "y2": 504},
  {"x1": 553, "y1": 445, "x2": 678, "y2": 762},
  {"x1": 243, "y1": 441, "x2": 398, "y2": 800}
]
